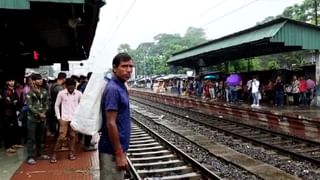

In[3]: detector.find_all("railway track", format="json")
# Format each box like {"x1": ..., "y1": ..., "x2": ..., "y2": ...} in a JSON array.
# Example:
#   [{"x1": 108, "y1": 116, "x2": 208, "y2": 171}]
[
  {"x1": 130, "y1": 96, "x2": 320, "y2": 178},
  {"x1": 130, "y1": 97, "x2": 320, "y2": 166},
  {"x1": 127, "y1": 118, "x2": 221, "y2": 180}
]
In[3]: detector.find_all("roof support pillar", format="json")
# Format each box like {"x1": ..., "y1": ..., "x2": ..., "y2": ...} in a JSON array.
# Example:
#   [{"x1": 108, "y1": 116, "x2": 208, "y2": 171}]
[
  {"x1": 194, "y1": 66, "x2": 202, "y2": 77},
  {"x1": 315, "y1": 50, "x2": 320, "y2": 106}
]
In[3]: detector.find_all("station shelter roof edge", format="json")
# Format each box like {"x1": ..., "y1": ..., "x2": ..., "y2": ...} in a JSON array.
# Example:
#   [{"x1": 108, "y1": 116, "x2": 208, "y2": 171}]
[{"x1": 168, "y1": 17, "x2": 320, "y2": 68}]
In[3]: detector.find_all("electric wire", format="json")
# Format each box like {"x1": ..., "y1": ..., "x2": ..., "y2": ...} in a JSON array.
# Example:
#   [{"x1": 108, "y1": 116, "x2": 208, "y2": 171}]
[
  {"x1": 201, "y1": 0, "x2": 259, "y2": 29},
  {"x1": 101, "y1": 0, "x2": 137, "y2": 51}
]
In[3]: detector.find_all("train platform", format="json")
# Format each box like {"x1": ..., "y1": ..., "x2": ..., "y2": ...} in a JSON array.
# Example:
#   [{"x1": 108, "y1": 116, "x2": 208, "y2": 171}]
[
  {"x1": 130, "y1": 88, "x2": 320, "y2": 143},
  {"x1": 0, "y1": 137, "x2": 99, "y2": 180},
  {"x1": 131, "y1": 88, "x2": 320, "y2": 120}
]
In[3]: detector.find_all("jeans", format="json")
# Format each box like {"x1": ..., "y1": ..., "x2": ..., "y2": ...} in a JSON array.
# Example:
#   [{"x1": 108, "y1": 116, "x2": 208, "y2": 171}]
[
  {"x1": 252, "y1": 92, "x2": 259, "y2": 105},
  {"x1": 2, "y1": 116, "x2": 18, "y2": 149},
  {"x1": 299, "y1": 92, "x2": 307, "y2": 105},
  {"x1": 293, "y1": 93, "x2": 299, "y2": 105},
  {"x1": 275, "y1": 91, "x2": 284, "y2": 106},
  {"x1": 27, "y1": 120, "x2": 46, "y2": 158},
  {"x1": 225, "y1": 89, "x2": 230, "y2": 102}
]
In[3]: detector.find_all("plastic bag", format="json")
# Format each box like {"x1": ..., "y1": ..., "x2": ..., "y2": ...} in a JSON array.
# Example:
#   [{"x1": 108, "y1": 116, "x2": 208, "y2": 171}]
[{"x1": 71, "y1": 72, "x2": 109, "y2": 136}]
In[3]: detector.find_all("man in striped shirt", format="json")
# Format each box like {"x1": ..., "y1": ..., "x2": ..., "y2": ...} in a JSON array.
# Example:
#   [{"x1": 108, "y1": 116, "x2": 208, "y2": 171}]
[{"x1": 51, "y1": 78, "x2": 82, "y2": 163}]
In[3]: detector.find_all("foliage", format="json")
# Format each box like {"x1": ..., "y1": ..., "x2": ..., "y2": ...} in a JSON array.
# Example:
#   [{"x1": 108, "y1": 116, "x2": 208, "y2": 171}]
[
  {"x1": 120, "y1": 27, "x2": 207, "y2": 76},
  {"x1": 117, "y1": 44, "x2": 132, "y2": 53},
  {"x1": 267, "y1": 59, "x2": 280, "y2": 70},
  {"x1": 282, "y1": 0, "x2": 320, "y2": 24}
]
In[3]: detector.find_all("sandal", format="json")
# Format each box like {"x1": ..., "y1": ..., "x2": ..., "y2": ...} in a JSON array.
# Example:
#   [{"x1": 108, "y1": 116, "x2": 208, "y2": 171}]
[
  {"x1": 6, "y1": 148, "x2": 16, "y2": 153},
  {"x1": 39, "y1": 154, "x2": 50, "y2": 160},
  {"x1": 68, "y1": 154, "x2": 76, "y2": 160},
  {"x1": 27, "y1": 158, "x2": 36, "y2": 165},
  {"x1": 13, "y1": 144, "x2": 24, "y2": 148},
  {"x1": 50, "y1": 156, "x2": 57, "y2": 163}
]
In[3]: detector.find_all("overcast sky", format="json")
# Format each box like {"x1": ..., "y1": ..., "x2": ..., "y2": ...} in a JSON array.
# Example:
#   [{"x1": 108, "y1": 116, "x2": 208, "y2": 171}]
[{"x1": 88, "y1": 0, "x2": 304, "y2": 72}]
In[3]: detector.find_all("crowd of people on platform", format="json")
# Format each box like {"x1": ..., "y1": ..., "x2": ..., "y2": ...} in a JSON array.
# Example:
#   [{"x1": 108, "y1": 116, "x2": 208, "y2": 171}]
[
  {"x1": 0, "y1": 71, "x2": 97, "y2": 164},
  {"x1": 152, "y1": 74, "x2": 318, "y2": 107}
]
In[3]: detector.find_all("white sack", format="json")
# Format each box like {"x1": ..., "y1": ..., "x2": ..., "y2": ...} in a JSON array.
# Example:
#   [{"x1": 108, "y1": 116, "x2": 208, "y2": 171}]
[{"x1": 71, "y1": 72, "x2": 108, "y2": 136}]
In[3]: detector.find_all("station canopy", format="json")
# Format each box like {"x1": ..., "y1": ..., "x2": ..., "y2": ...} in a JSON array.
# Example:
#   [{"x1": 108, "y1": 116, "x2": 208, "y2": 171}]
[
  {"x1": 0, "y1": 0, "x2": 105, "y2": 68},
  {"x1": 156, "y1": 74, "x2": 188, "y2": 80},
  {"x1": 0, "y1": 0, "x2": 85, "y2": 9},
  {"x1": 168, "y1": 17, "x2": 320, "y2": 68}
]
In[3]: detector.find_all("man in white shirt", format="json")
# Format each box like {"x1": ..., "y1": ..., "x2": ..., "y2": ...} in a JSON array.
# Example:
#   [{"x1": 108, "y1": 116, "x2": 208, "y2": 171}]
[
  {"x1": 51, "y1": 78, "x2": 82, "y2": 163},
  {"x1": 251, "y1": 76, "x2": 260, "y2": 107}
]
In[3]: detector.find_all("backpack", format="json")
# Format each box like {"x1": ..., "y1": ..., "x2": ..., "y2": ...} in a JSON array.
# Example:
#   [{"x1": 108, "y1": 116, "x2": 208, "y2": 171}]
[{"x1": 70, "y1": 72, "x2": 110, "y2": 136}]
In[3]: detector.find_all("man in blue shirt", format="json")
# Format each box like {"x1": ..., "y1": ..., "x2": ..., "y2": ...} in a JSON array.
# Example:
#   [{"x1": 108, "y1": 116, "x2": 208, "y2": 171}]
[{"x1": 99, "y1": 52, "x2": 133, "y2": 180}]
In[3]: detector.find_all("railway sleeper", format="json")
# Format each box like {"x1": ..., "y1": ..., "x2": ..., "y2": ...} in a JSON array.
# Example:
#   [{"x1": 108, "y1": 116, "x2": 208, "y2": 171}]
[
  {"x1": 310, "y1": 151, "x2": 320, "y2": 156},
  {"x1": 137, "y1": 165, "x2": 193, "y2": 174},
  {"x1": 129, "y1": 154, "x2": 176, "y2": 162},
  {"x1": 252, "y1": 137, "x2": 279, "y2": 142},
  {"x1": 294, "y1": 147, "x2": 320, "y2": 153},
  {"x1": 143, "y1": 172, "x2": 202, "y2": 180},
  {"x1": 129, "y1": 142, "x2": 160, "y2": 148},
  {"x1": 269, "y1": 140, "x2": 293, "y2": 146},
  {"x1": 247, "y1": 134, "x2": 272, "y2": 139},
  {"x1": 129, "y1": 150, "x2": 170, "y2": 156},
  {"x1": 130, "y1": 139, "x2": 156, "y2": 144},
  {"x1": 130, "y1": 136, "x2": 153, "y2": 141},
  {"x1": 230, "y1": 128, "x2": 253, "y2": 134},
  {"x1": 133, "y1": 159, "x2": 184, "y2": 168},
  {"x1": 215, "y1": 125, "x2": 238, "y2": 129},
  {"x1": 130, "y1": 133, "x2": 149, "y2": 138},
  {"x1": 128, "y1": 146, "x2": 164, "y2": 152}
]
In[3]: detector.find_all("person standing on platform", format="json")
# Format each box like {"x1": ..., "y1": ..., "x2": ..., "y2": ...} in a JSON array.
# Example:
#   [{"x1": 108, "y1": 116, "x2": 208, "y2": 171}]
[
  {"x1": 26, "y1": 73, "x2": 50, "y2": 165},
  {"x1": 299, "y1": 76, "x2": 308, "y2": 106},
  {"x1": 99, "y1": 53, "x2": 134, "y2": 180},
  {"x1": 49, "y1": 72, "x2": 66, "y2": 138},
  {"x1": 51, "y1": 78, "x2": 82, "y2": 163},
  {"x1": 1, "y1": 77, "x2": 22, "y2": 153},
  {"x1": 251, "y1": 76, "x2": 260, "y2": 107},
  {"x1": 274, "y1": 76, "x2": 285, "y2": 106},
  {"x1": 306, "y1": 77, "x2": 315, "y2": 105},
  {"x1": 292, "y1": 75, "x2": 300, "y2": 106}
]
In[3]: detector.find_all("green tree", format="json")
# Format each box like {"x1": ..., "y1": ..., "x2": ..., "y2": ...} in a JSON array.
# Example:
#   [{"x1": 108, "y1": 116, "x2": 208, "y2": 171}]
[
  {"x1": 282, "y1": 0, "x2": 320, "y2": 24},
  {"x1": 183, "y1": 27, "x2": 207, "y2": 47},
  {"x1": 119, "y1": 26, "x2": 208, "y2": 76},
  {"x1": 117, "y1": 43, "x2": 132, "y2": 53},
  {"x1": 267, "y1": 59, "x2": 280, "y2": 70},
  {"x1": 249, "y1": 58, "x2": 262, "y2": 71}
]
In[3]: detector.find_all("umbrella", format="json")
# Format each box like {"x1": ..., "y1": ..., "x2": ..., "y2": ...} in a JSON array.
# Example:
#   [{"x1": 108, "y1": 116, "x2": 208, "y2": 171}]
[
  {"x1": 204, "y1": 75, "x2": 217, "y2": 79},
  {"x1": 226, "y1": 74, "x2": 241, "y2": 86}
]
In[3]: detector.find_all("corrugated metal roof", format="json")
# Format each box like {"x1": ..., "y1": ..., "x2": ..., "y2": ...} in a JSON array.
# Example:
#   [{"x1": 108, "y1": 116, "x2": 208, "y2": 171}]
[
  {"x1": 168, "y1": 17, "x2": 320, "y2": 64},
  {"x1": 0, "y1": 0, "x2": 30, "y2": 10},
  {"x1": 271, "y1": 22, "x2": 320, "y2": 50},
  {"x1": 0, "y1": 0, "x2": 85, "y2": 10},
  {"x1": 29, "y1": 0, "x2": 85, "y2": 4},
  {"x1": 168, "y1": 22, "x2": 285, "y2": 63}
]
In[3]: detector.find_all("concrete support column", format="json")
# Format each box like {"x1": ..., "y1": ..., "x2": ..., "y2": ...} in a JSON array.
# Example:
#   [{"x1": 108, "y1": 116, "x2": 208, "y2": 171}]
[
  {"x1": 195, "y1": 66, "x2": 201, "y2": 77},
  {"x1": 315, "y1": 50, "x2": 320, "y2": 106}
]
